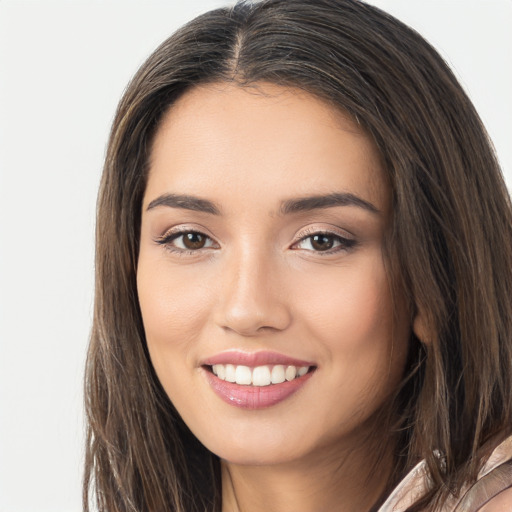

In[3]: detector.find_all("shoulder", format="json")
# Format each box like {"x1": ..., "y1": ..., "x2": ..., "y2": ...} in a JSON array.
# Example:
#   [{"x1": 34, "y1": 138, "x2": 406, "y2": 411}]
[
  {"x1": 478, "y1": 487, "x2": 512, "y2": 512},
  {"x1": 442, "y1": 435, "x2": 512, "y2": 512}
]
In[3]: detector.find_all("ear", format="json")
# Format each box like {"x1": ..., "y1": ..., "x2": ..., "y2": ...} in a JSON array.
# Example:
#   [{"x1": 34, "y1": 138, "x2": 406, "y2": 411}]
[{"x1": 412, "y1": 310, "x2": 430, "y2": 344}]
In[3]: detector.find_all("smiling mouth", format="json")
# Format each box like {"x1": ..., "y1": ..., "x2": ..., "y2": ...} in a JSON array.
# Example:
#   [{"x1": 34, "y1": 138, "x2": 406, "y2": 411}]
[{"x1": 205, "y1": 364, "x2": 315, "y2": 387}]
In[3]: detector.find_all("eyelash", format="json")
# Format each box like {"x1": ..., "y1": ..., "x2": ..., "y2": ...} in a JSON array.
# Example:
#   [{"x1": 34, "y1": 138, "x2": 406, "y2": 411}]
[
  {"x1": 155, "y1": 229, "x2": 218, "y2": 256},
  {"x1": 291, "y1": 230, "x2": 357, "y2": 255},
  {"x1": 155, "y1": 228, "x2": 357, "y2": 256}
]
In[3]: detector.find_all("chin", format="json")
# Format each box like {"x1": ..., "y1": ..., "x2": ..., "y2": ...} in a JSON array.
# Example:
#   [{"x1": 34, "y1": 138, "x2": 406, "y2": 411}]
[{"x1": 196, "y1": 427, "x2": 310, "y2": 467}]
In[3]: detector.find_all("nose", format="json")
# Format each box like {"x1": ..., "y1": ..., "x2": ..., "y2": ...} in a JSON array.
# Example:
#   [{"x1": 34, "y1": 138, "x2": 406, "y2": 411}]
[{"x1": 214, "y1": 246, "x2": 292, "y2": 336}]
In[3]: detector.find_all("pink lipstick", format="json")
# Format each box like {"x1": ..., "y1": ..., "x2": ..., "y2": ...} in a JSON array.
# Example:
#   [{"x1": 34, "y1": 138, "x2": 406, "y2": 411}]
[{"x1": 201, "y1": 351, "x2": 316, "y2": 409}]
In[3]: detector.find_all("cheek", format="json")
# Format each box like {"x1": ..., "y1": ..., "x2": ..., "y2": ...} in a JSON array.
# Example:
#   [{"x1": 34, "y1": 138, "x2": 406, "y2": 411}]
[
  {"x1": 297, "y1": 257, "x2": 394, "y2": 343},
  {"x1": 292, "y1": 255, "x2": 407, "y2": 391},
  {"x1": 136, "y1": 257, "x2": 212, "y2": 370}
]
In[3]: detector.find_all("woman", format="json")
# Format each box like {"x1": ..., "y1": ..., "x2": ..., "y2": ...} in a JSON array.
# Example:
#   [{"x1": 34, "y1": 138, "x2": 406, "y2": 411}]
[{"x1": 84, "y1": 1, "x2": 512, "y2": 510}]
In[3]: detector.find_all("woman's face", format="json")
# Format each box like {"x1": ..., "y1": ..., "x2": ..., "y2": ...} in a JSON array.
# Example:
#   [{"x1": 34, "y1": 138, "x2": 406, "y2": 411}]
[{"x1": 137, "y1": 83, "x2": 410, "y2": 466}]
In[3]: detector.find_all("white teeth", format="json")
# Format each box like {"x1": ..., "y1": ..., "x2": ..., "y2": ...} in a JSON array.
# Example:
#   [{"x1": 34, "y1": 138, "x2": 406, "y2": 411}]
[
  {"x1": 285, "y1": 365, "x2": 297, "y2": 381},
  {"x1": 271, "y1": 365, "x2": 286, "y2": 384},
  {"x1": 212, "y1": 364, "x2": 226, "y2": 380},
  {"x1": 210, "y1": 363, "x2": 311, "y2": 386},
  {"x1": 235, "y1": 365, "x2": 252, "y2": 385},
  {"x1": 252, "y1": 366, "x2": 271, "y2": 386},
  {"x1": 225, "y1": 364, "x2": 236, "y2": 383},
  {"x1": 298, "y1": 366, "x2": 308, "y2": 377}
]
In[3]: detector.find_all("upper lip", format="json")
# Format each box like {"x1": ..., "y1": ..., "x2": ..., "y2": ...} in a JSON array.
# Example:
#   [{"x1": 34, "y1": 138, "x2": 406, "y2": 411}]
[{"x1": 201, "y1": 350, "x2": 315, "y2": 368}]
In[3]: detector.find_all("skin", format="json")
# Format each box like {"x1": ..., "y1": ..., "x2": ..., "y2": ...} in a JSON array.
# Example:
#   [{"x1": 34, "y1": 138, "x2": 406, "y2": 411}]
[
  {"x1": 137, "y1": 83, "x2": 412, "y2": 512},
  {"x1": 480, "y1": 488, "x2": 512, "y2": 512}
]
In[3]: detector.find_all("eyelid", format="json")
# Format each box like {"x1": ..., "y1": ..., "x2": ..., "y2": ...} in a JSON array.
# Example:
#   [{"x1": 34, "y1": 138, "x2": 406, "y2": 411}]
[
  {"x1": 155, "y1": 224, "x2": 216, "y2": 241},
  {"x1": 294, "y1": 225, "x2": 355, "y2": 242}
]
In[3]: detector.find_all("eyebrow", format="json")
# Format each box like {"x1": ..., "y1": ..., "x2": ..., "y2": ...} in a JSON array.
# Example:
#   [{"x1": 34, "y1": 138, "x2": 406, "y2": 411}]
[
  {"x1": 146, "y1": 193, "x2": 220, "y2": 214},
  {"x1": 146, "y1": 192, "x2": 380, "y2": 216},
  {"x1": 280, "y1": 192, "x2": 380, "y2": 215}
]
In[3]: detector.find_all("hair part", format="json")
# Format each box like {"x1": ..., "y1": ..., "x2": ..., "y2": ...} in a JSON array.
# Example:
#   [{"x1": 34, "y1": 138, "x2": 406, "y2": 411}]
[{"x1": 84, "y1": 1, "x2": 512, "y2": 510}]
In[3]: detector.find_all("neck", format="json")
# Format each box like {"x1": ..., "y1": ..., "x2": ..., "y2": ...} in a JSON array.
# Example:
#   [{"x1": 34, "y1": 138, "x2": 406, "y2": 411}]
[{"x1": 221, "y1": 430, "x2": 396, "y2": 512}]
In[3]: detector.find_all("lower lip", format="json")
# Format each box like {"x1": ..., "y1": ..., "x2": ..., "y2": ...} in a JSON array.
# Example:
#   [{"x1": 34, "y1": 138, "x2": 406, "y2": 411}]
[{"x1": 203, "y1": 369, "x2": 314, "y2": 410}]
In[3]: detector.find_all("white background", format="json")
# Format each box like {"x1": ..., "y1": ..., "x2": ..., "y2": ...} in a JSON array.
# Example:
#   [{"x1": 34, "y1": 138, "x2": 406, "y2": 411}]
[{"x1": 0, "y1": 1, "x2": 510, "y2": 511}]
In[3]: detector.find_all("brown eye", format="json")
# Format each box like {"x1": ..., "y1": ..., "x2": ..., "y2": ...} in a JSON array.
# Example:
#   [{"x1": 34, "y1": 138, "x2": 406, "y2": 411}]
[
  {"x1": 311, "y1": 234, "x2": 334, "y2": 251},
  {"x1": 182, "y1": 232, "x2": 207, "y2": 250},
  {"x1": 293, "y1": 231, "x2": 357, "y2": 254},
  {"x1": 157, "y1": 230, "x2": 216, "y2": 252}
]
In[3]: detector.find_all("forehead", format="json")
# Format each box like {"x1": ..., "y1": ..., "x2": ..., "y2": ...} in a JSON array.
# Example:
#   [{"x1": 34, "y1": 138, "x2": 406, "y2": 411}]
[{"x1": 145, "y1": 82, "x2": 388, "y2": 215}]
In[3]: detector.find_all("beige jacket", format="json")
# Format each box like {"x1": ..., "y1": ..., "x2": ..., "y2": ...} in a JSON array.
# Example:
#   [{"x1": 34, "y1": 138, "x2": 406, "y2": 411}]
[{"x1": 378, "y1": 437, "x2": 512, "y2": 511}]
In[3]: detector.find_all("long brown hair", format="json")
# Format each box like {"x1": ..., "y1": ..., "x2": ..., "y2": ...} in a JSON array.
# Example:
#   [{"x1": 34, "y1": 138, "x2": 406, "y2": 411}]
[{"x1": 84, "y1": 1, "x2": 512, "y2": 510}]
